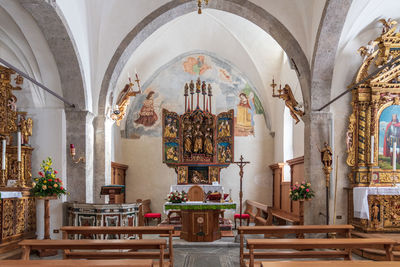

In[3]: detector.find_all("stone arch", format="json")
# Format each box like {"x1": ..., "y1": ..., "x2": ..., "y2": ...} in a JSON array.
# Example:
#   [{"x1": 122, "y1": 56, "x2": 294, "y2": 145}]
[
  {"x1": 98, "y1": 0, "x2": 311, "y2": 116},
  {"x1": 18, "y1": 0, "x2": 93, "y2": 202},
  {"x1": 18, "y1": 0, "x2": 87, "y2": 110}
]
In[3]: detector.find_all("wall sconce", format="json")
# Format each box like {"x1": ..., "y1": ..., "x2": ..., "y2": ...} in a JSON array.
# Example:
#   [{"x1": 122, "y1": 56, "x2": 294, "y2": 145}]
[{"x1": 70, "y1": 144, "x2": 85, "y2": 164}]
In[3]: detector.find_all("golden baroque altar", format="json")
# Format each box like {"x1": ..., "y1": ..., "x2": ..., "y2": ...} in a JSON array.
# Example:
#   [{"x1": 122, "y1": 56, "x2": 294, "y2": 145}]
[{"x1": 346, "y1": 19, "x2": 400, "y2": 232}]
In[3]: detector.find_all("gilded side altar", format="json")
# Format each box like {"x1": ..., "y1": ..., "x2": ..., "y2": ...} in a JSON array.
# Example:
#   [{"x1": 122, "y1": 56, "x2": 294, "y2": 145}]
[
  {"x1": 0, "y1": 65, "x2": 36, "y2": 254},
  {"x1": 346, "y1": 19, "x2": 400, "y2": 232}
]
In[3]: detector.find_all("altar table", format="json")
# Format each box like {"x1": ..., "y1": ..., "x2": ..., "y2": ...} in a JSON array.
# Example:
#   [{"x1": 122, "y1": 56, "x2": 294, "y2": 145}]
[
  {"x1": 164, "y1": 201, "x2": 236, "y2": 242},
  {"x1": 170, "y1": 185, "x2": 224, "y2": 194},
  {"x1": 353, "y1": 187, "x2": 400, "y2": 219}
]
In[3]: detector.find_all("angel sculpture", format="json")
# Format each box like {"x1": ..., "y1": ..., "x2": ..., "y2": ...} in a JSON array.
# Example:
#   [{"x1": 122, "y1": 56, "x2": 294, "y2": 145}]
[
  {"x1": 271, "y1": 79, "x2": 304, "y2": 124},
  {"x1": 111, "y1": 75, "x2": 141, "y2": 126},
  {"x1": 379, "y1": 18, "x2": 397, "y2": 34}
]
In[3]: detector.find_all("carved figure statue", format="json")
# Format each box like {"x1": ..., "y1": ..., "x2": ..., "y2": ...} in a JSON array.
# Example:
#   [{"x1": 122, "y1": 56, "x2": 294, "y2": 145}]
[
  {"x1": 7, "y1": 96, "x2": 17, "y2": 111},
  {"x1": 191, "y1": 170, "x2": 207, "y2": 184},
  {"x1": 346, "y1": 130, "x2": 353, "y2": 153},
  {"x1": 218, "y1": 120, "x2": 230, "y2": 137},
  {"x1": 178, "y1": 167, "x2": 187, "y2": 184},
  {"x1": 113, "y1": 82, "x2": 141, "y2": 126},
  {"x1": 379, "y1": 18, "x2": 397, "y2": 34},
  {"x1": 272, "y1": 83, "x2": 304, "y2": 124},
  {"x1": 204, "y1": 127, "x2": 213, "y2": 155},
  {"x1": 166, "y1": 146, "x2": 178, "y2": 161},
  {"x1": 371, "y1": 203, "x2": 380, "y2": 227},
  {"x1": 164, "y1": 118, "x2": 177, "y2": 138},
  {"x1": 20, "y1": 115, "x2": 33, "y2": 145},
  {"x1": 193, "y1": 124, "x2": 203, "y2": 153},
  {"x1": 319, "y1": 142, "x2": 333, "y2": 168}
]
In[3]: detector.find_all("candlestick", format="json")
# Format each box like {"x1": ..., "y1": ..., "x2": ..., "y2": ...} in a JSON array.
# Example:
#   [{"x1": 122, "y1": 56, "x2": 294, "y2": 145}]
[
  {"x1": 393, "y1": 141, "x2": 397, "y2": 171},
  {"x1": 1, "y1": 139, "x2": 6, "y2": 170},
  {"x1": 370, "y1": 136, "x2": 374, "y2": 164},
  {"x1": 17, "y1": 132, "x2": 21, "y2": 162}
]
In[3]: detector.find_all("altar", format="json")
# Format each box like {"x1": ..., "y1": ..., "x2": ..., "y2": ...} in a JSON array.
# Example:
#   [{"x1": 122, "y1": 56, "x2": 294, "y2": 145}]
[{"x1": 164, "y1": 202, "x2": 236, "y2": 242}]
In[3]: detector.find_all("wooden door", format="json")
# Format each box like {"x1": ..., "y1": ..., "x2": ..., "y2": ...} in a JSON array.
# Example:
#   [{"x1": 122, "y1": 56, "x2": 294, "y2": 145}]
[{"x1": 111, "y1": 162, "x2": 128, "y2": 203}]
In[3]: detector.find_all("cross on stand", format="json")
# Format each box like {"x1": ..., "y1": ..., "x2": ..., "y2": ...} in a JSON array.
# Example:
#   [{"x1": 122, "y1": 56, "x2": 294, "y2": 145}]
[{"x1": 234, "y1": 155, "x2": 250, "y2": 242}]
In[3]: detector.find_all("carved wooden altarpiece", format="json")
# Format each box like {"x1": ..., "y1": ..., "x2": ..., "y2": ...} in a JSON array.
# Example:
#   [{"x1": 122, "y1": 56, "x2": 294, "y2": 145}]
[
  {"x1": 162, "y1": 78, "x2": 234, "y2": 185},
  {"x1": 0, "y1": 65, "x2": 36, "y2": 254},
  {"x1": 346, "y1": 19, "x2": 400, "y2": 232}
]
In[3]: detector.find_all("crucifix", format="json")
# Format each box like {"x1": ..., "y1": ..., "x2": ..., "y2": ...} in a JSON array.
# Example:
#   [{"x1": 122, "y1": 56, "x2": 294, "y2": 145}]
[{"x1": 234, "y1": 155, "x2": 250, "y2": 227}]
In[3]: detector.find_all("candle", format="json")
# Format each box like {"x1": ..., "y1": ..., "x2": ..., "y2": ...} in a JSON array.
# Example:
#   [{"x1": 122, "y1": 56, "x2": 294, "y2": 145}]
[
  {"x1": 17, "y1": 132, "x2": 21, "y2": 162},
  {"x1": 370, "y1": 136, "x2": 374, "y2": 163},
  {"x1": 393, "y1": 141, "x2": 397, "y2": 171},
  {"x1": 70, "y1": 144, "x2": 76, "y2": 157},
  {"x1": 1, "y1": 139, "x2": 6, "y2": 170}
]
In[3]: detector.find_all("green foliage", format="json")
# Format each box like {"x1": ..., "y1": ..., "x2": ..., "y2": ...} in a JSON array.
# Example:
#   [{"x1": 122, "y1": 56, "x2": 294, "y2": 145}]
[
  {"x1": 30, "y1": 157, "x2": 67, "y2": 197},
  {"x1": 289, "y1": 181, "x2": 314, "y2": 201}
]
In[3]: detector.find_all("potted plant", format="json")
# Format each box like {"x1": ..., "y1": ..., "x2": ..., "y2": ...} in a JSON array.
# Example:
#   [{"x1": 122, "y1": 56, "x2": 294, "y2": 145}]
[
  {"x1": 166, "y1": 191, "x2": 188, "y2": 203},
  {"x1": 289, "y1": 181, "x2": 314, "y2": 201},
  {"x1": 31, "y1": 157, "x2": 67, "y2": 198}
]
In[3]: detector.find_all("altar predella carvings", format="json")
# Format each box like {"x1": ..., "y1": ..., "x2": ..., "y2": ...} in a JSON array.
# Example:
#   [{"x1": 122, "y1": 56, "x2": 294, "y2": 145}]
[
  {"x1": 162, "y1": 77, "x2": 234, "y2": 185},
  {"x1": 346, "y1": 18, "x2": 400, "y2": 232}
]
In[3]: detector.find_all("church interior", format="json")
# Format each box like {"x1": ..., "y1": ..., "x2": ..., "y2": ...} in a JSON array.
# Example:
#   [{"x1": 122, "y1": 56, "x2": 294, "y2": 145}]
[{"x1": 2, "y1": 0, "x2": 400, "y2": 266}]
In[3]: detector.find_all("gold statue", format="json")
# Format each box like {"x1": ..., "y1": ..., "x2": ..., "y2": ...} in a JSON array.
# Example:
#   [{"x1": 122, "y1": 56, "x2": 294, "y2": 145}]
[
  {"x1": 318, "y1": 142, "x2": 333, "y2": 188},
  {"x1": 193, "y1": 124, "x2": 203, "y2": 153},
  {"x1": 204, "y1": 127, "x2": 213, "y2": 155},
  {"x1": 177, "y1": 167, "x2": 187, "y2": 184},
  {"x1": 20, "y1": 115, "x2": 33, "y2": 145},
  {"x1": 164, "y1": 117, "x2": 177, "y2": 138},
  {"x1": 111, "y1": 76, "x2": 141, "y2": 126},
  {"x1": 218, "y1": 120, "x2": 230, "y2": 137},
  {"x1": 166, "y1": 146, "x2": 178, "y2": 161},
  {"x1": 379, "y1": 18, "x2": 397, "y2": 34},
  {"x1": 271, "y1": 79, "x2": 304, "y2": 124}
]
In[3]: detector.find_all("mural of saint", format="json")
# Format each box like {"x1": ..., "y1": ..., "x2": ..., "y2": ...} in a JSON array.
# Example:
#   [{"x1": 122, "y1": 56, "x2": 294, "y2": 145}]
[
  {"x1": 134, "y1": 91, "x2": 158, "y2": 127},
  {"x1": 379, "y1": 105, "x2": 400, "y2": 169},
  {"x1": 183, "y1": 55, "x2": 211, "y2": 75},
  {"x1": 236, "y1": 92, "x2": 254, "y2": 136}
]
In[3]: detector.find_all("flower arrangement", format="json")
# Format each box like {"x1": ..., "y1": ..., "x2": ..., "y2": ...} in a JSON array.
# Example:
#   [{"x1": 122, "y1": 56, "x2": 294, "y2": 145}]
[
  {"x1": 289, "y1": 181, "x2": 314, "y2": 201},
  {"x1": 31, "y1": 157, "x2": 67, "y2": 197},
  {"x1": 166, "y1": 191, "x2": 188, "y2": 203}
]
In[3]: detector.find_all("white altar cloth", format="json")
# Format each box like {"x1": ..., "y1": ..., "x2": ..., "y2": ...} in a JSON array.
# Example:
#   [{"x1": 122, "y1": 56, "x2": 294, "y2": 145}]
[
  {"x1": 170, "y1": 184, "x2": 224, "y2": 194},
  {"x1": 353, "y1": 186, "x2": 400, "y2": 219},
  {"x1": 0, "y1": 191, "x2": 22, "y2": 199}
]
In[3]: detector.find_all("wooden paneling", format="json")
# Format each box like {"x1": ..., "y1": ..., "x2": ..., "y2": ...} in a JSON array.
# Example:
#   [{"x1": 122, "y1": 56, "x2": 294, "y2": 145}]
[
  {"x1": 111, "y1": 162, "x2": 128, "y2": 204},
  {"x1": 287, "y1": 156, "x2": 304, "y2": 216},
  {"x1": 269, "y1": 163, "x2": 284, "y2": 209},
  {"x1": 280, "y1": 182, "x2": 291, "y2": 213}
]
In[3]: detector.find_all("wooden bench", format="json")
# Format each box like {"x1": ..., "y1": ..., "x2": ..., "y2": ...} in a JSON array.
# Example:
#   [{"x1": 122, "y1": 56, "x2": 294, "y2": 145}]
[
  {"x1": 19, "y1": 239, "x2": 167, "y2": 266},
  {"x1": 246, "y1": 238, "x2": 396, "y2": 267},
  {"x1": 61, "y1": 226, "x2": 174, "y2": 266},
  {"x1": 0, "y1": 259, "x2": 154, "y2": 267},
  {"x1": 244, "y1": 200, "x2": 269, "y2": 225},
  {"x1": 259, "y1": 261, "x2": 400, "y2": 267},
  {"x1": 238, "y1": 225, "x2": 354, "y2": 266},
  {"x1": 266, "y1": 200, "x2": 305, "y2": 226}
]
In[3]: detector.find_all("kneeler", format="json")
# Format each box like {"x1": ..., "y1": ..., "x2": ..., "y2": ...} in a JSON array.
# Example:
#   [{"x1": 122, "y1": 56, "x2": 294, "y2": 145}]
[{"x1": 234, "y1": 213, "x2": 250, "y2": 229}]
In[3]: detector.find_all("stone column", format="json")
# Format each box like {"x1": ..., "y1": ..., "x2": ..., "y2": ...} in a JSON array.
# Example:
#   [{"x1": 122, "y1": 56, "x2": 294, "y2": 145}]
[
  {"x1": 93, "y1": 115, "x2": 112, "y2": 203},
  {"x1": 65, "y1": 109, "x2": 94, "y2": 203},
  {"x1": 303, "y1": 111, "x2": 333, "y2": 225}
]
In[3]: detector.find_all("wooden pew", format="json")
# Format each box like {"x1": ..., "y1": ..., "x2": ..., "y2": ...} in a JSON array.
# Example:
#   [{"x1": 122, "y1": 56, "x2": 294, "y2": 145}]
[
  {"x1": 244, "y1": 200, "x2": 269, "y2": 225},
  {"x1": 238, "y1": 225, "x2": 354, "y2": 266},
  {"x1": 0, "y1": 259, "x2": 154, "y2": 267},
  {"x1": 61, "y1": 226, "x2": 174, "y2": 266},
  {"x1": 259, "y1": 261, "x2": 400, "y2": 267},
  {"x1": 246, "y1": 238, "x2": 396, "y2": 267},
  {"x1": 19, "y1": 239, "x2": 167, "y2": 266}
]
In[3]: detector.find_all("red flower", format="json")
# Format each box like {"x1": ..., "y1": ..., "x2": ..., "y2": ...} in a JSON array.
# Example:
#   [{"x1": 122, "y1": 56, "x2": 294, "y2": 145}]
[
  {"x1": 60, "y1": 187, "x2": 64, "y2": 190},
  {"x1": 48, "y1": 186, "x2": 52, "y2": 189},
  {"x1": 54, "y1": 170, "x2": 58, "y2": 174},
  {"x1": 38, "y1": 172, "x2": 44, "y2": 177},
  {"x1": 306, "y1": 189, "x2": 310, "y2": 192},
  {"x1": 48, "y1": 179, "x2": 52, "y2": 182}
]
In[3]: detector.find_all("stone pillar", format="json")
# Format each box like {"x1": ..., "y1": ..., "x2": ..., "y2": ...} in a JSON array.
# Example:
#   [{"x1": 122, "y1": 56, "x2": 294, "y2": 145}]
[
  {"x1": 93, "y1": 115, "x2": 112, "y2": 203},
  {"x1": 65, "y1": 109, "x2": 94, "y2": 203},
  {"x1": 303, "y1": 111, "x2": 332, "y2": 225}
]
